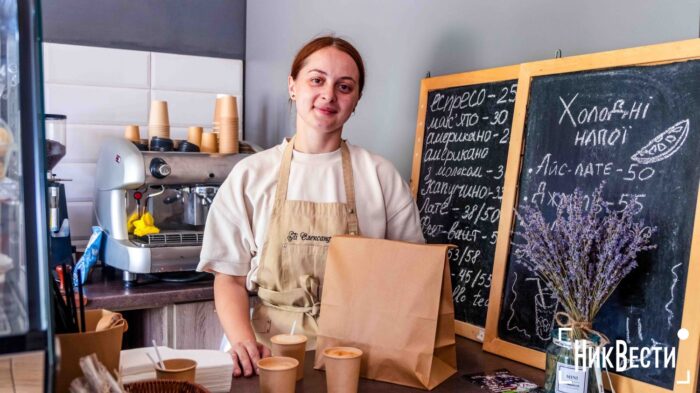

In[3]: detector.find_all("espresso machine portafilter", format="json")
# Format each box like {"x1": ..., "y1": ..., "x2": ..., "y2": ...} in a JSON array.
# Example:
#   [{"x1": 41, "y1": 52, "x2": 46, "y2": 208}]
[{"x1": 94, "y1": 137, "x2": 249, "y2": 283}]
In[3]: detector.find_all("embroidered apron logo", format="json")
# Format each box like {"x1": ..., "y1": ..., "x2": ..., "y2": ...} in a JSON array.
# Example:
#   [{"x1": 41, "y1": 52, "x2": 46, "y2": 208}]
[{"x1": 287, "y1": 230, "x2": 331, "y2": 243}]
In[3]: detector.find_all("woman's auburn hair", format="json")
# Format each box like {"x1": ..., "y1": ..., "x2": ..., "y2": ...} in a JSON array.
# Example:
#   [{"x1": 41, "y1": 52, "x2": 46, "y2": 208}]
[{"x1": 290, "y1": 35, "x2": 365, "y2": 97}]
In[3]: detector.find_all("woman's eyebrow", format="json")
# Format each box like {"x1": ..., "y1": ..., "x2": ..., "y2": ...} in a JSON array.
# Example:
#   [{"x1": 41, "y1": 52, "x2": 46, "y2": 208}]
[{"x1": 306, "y1": 69, "x2": 356, "y2": 82}]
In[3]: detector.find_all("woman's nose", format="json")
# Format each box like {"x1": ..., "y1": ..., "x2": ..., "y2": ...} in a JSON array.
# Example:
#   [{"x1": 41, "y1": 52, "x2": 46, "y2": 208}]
[{"x1": 320, "y1": 84, "x2": 336, "y2": 102}]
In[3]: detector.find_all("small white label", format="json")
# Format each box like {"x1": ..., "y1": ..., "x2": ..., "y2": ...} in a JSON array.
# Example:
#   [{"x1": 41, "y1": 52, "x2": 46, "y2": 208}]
[
  {"x1": 555, "y1": 363, "x2": 588, "y2": 393},
  {"x1": 552, "y1": 337, "x2": 573, "y2": 349}
]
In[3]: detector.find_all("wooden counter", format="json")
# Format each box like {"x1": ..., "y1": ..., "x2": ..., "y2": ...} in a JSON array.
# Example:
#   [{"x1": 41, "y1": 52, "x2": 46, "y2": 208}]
[
  {"x1": 230, "y1": 337, "x2": 545, "y2": 392},
  {"x1": 82, "y1": 266, "x2": 223, "y2": 351}
]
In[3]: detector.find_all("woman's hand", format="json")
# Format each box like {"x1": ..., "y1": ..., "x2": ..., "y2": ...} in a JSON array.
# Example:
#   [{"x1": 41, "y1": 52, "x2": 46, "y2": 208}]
[
  {"x1": 230, "y1": 339, "x2": 271, "y2": 377},
  {"x1": 213, "y1": 274, "x2": 269, "y2": 377}
]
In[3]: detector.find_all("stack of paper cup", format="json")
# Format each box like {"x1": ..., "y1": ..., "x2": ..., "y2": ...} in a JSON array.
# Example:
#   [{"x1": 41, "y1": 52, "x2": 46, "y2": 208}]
[
  {"x1": 215, "y1": 95, "x2": 239, "y2": 154},
  {"x1": 212, "y1": 94, "x2": 225, "y2": 134},
  {"x1": 200, "y1": 132, "x2": 218, "y2": 153},
  {"x1": 124, "y1": 125, "x2": 141, "y2": 142},
  {"x1": 187, "y1": 126, "x2": 203, "y2": 147},
  {"x1": 148, "y1": 100, "x2": 170, "y2": 140}
]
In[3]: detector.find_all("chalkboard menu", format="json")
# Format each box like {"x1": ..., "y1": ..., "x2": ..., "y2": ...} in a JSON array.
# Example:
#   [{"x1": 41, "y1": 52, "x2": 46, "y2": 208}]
[
  {"x1": 496, "y1": 60, "x2": 700, "y2": 389},
  {"x1": 415, "y1": 78, "x2": 517, "y2": 330}
]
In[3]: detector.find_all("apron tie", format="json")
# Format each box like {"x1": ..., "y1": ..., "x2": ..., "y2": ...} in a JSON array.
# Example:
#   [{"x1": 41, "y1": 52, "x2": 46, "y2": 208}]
[
  {"x1": 300, "y1": 275, "x2": 322, "y2": 318},
  {"x1": 257, "y1": 275, "x2": 322, "y2": 319},
  {"x1": 258, "y1": 299, "x2": 321, "y2": 319}
]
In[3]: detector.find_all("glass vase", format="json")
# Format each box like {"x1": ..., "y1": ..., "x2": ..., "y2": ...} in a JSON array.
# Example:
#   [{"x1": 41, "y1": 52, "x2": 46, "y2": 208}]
[{"x1": 544, "y1": 328, "x2": 599, "y2": 393}]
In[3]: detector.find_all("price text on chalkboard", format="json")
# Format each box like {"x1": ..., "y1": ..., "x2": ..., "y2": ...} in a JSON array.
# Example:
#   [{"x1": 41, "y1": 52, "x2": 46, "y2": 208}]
[
  {"x1": 497, "y1": 60, "x2": 700, "y2": 389},
  {"x1": 417, "y1": 79, "x2": 517, "y2": 327}
]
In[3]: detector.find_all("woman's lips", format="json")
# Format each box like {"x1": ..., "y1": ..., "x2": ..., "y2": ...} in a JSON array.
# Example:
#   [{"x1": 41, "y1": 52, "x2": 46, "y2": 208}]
[{"x1": 315, "y1": 106, "x2": 338, "y2": 115}]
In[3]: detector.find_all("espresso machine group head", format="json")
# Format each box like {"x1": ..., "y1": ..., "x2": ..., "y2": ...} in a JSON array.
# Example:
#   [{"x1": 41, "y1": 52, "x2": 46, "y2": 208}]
[{"x1": 94, "y1": 137, "x2": 248, "y2": 283}]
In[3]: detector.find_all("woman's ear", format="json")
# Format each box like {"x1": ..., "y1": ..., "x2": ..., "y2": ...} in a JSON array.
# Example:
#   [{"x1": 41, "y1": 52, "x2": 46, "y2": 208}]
[{"x1": 288, "y1": 75, "x2": 296, "y2": 100}]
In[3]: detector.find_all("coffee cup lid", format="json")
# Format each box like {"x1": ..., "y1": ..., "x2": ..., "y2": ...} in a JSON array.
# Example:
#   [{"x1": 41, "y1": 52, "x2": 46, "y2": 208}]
[
  {"x1": 178, "y1": 141, "x2": 200, "y2": 152},
  {"x1": 132, "y1": 141, "x2": 148, "y2": 151}
]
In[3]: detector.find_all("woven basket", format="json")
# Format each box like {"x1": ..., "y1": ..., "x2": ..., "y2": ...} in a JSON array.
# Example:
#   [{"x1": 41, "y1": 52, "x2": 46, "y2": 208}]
[{"x1": 125, "y1": 379, "x2": 210, "y2": 393}]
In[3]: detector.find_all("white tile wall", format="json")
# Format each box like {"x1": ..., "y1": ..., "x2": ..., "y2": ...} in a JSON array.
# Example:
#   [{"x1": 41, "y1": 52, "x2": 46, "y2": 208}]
[
  {"x1": 63, "y1": 125, "x2": 128, "y2": 163},
  {"x1": 66, "y1": 201, "x2": 95, "y2": 243},
  {"x1": 43, "y1": 43, "x2": 244, "y2": 247},
  {"x1": 44, "y1": 44, "x2": 150, "y2": 88},
  {"x1": 52, "y1": 163, "x2": 96, "y2": 203},
  {"x1": 151, "y1": 52, "x2": 243, "y2": 93},
  {"x1": 45, "y1": 84, "x2": 150, "y2": 125},
  {"x1": 169, "y1": 127, "x2": 190, "y2": 141}
]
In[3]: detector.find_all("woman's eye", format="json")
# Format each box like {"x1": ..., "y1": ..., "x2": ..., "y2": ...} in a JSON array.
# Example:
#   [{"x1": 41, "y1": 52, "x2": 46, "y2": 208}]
[
  {"x1": 338, "y1": 84, "x2": 353, "y2": 93},
  {"x1": 310, "y1": 77, "x2": 323, "y2": 85}
]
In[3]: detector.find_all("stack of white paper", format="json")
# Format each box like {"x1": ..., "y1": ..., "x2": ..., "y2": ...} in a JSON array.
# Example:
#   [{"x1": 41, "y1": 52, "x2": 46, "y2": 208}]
[{"x1": 120, "y1": 346, "x2": 233, "y2": 392}]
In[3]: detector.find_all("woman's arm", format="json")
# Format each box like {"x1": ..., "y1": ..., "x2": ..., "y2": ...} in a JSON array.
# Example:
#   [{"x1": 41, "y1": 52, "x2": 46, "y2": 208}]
[{"x1": 214, "y1": 273, "x2": 271, "y2": 377}]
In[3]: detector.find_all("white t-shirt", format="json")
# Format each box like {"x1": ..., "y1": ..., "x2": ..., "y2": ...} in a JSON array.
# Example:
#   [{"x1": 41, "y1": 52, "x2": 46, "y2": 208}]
[{"x1": 197, "y1": 139, "x2": 425, "y2": 291}]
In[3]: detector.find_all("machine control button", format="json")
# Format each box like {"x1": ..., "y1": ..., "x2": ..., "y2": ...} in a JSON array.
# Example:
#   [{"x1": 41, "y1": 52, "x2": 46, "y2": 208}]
[{"x1": 149, "y1": 158, "x2": 171, "y2": 178}]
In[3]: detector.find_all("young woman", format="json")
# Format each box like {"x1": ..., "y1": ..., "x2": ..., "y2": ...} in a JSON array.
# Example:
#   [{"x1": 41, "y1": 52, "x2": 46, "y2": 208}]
[{"x1": 198, "y1": 36, "x2": 424, "y2": 377}]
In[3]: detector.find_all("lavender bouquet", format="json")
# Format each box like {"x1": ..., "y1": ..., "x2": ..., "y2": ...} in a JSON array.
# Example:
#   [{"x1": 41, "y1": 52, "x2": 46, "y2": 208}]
[{"x1": 513, "y1": 183, "x2": 656, "y2": 331}]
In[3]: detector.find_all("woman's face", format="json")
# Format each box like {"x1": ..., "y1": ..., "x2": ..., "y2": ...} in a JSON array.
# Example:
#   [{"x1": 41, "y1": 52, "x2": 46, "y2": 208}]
[{"x1": 289, "y1": 46, "x2": 361, "y2": 137}]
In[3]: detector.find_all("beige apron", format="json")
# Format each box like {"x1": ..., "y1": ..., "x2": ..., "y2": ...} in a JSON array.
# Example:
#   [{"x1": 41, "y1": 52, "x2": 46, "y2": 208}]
[{"x1": 251, "y1": 136, "x2": 359, "y2": 350}]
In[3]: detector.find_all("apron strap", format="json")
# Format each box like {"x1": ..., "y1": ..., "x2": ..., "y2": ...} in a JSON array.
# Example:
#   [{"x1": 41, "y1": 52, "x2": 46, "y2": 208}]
[
  {"x1": 273, "y1": 135, "x2": 359, "y2": 235},
  {"x1": 273, "y1": 136, "x2": 297, "y2": 211},
  {"x1": 340, "y1": 141, "x2": 359, "y2": 236}
]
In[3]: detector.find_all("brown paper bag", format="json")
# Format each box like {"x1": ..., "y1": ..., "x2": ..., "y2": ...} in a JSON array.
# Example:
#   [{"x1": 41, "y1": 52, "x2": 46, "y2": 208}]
[{"x1": 314, "y1": 235, "x2": 457, "y2": 390}]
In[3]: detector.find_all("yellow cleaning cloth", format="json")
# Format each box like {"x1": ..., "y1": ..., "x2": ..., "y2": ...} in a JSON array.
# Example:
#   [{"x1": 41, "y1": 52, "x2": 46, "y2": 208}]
[
  {"x1": 133, "y1": 212, "x2": 160, "y2": 237},
  {"x1": 127, "y1": 211, "x2": 139, "y2": 234}
]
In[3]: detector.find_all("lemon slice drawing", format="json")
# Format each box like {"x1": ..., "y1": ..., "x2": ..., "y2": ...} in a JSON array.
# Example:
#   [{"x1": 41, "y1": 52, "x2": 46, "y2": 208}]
[{"x1": 631, "y1": 119, "x2": 690, "y2": 165}]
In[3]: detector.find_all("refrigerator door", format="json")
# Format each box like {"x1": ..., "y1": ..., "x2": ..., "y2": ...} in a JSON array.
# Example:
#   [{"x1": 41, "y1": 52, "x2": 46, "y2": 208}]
[
  {"x1": 0, "y1": 0, "x2": 52, "y2": 391},
  {"x1": 0, "y1": 0, "x2": 28, "y2": 339}
]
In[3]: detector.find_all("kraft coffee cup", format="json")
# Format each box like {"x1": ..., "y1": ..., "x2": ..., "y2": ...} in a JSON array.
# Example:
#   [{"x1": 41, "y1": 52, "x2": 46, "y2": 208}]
[
  {"x1": 212, "y1": 95, "x2": 224, "y2": 133},
  {"x1": 218, "y1": 119, "x2": 239, "y2": 154},
  {"x1": 124, "y1": 125, "x2": 141, "y2": 142},
  {"x1": 155, "y1": 358, "x2": 197, "y2": 383},
  {"x1": 323, "y1": 347, "x2": 363, "y2": 393},
  {"x1": 218, "y1": 95, "x2": 238, "y2": 119},
  {"x1": 187, "y1": 126, "x2": 203, "y2": 147},
  {"x1": 200, "y1": 132, "x2": 218, "y2": 153},
  {"x1": 148, "y1": 100, "x2": 170, "y2": 139},
  {"x1": 257, "y1": 356, "x2": 298, "y2": 393},
  {"x1": 271, "y1": 334, "x2": 307, "y2": 380},
  {"x1": 213, "y1": 95, "x2": 238, "y2": 132},
  {"x1": 148, "y1": 100, "x2": 170, "y2": 125},
  {"x1": 150, "y1": 136, "x2": 174, "y2": 152}
]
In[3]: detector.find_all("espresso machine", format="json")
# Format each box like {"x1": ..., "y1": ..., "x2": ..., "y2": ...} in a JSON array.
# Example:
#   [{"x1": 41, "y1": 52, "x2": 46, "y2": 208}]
[
  {"x1": 45, "y1": 114, "x2": 74, "y2": 267},
  {"x1": 94, "y1": 137, "x2": 248, "y2": 283}
]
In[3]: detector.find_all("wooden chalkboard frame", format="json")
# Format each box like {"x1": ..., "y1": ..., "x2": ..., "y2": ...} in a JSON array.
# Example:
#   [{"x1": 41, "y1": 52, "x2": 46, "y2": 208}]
[
  {"x1": 483, "y1": 39, "x2": 700, "y2": 393},
  {"x1": 410, "y1": 64, "x2": 520, "y2": 341}
]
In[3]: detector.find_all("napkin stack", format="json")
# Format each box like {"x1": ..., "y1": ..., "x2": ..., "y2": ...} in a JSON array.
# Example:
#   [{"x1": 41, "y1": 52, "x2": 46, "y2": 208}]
[{"x1": 120, "y1": 346, "x2": 233, "y2": 392}]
